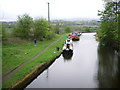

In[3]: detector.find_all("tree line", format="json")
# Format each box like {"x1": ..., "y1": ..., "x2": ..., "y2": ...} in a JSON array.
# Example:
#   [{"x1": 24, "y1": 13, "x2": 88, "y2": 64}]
[
  {"x1": 1, "y1": 14, "x2": 73, "y2": 41},
  {"x1": 97, "y1": 1, "x2": 120, "y2": 51},
  {"x1": 12, "y1": 14, "x2": 56, "y2": 41}
]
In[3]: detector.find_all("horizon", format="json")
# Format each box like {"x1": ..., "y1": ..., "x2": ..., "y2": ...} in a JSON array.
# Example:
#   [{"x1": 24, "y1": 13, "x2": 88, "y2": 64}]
[{"x1": 0, "y1": 17, "x2": 100, "y2": 22}]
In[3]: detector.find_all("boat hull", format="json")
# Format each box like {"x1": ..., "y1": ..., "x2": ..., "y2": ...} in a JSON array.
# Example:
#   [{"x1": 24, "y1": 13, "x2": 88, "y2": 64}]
[
  {"x1": 72, "y1": 38, "x2": 79, "y2": 41},
  {"x1": 62, "y1": 49, "x2": 73, "y2": 59}
]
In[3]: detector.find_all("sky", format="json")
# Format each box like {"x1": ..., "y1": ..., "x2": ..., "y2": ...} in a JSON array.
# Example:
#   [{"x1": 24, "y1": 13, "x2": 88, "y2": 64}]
[{"x1": 0, "y1": 0, "x2": 104, "y2": 21}]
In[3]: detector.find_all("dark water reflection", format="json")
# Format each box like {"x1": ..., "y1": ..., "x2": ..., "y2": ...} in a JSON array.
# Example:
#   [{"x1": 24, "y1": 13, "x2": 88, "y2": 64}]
[
  {"x1": 26, "y1": 33, "x2": 120, "y2": 88},
  {"x1": 97, "y1": 45, "x2": 120, "y2": 88}
]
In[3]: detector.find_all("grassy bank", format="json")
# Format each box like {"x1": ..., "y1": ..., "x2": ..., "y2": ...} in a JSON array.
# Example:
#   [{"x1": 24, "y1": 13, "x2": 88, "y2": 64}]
[
  {"x1": 3, "y1": 33, "x2": 67, "y2": 88},
  {"x1": 3, "y1": 34, "x2": 62, "y2": 75}
]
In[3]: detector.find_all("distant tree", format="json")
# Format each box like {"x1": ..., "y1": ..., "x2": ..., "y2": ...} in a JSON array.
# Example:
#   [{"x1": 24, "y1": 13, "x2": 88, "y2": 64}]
[
  {"x1": 64, "y1": 26, "x2": 71, "y2": 33},
  {"x1": 46, "y1": 27, "x2": 56, "y2": 40},
  {"x1": 55, "y1": 23, "x2": 60, "y2": 34},
  {"x1": 13, "y1": 14, "x2": 33, "y2": 39},
  {"x1": 0, "y1": 24, "x2": 2, "y2": 40},
  {"x1": 85, "y1": 28, "x2": 91, "y2": 32},
  {"x1": 2, "y1": 26, "x2": 7, "y2": 40}
]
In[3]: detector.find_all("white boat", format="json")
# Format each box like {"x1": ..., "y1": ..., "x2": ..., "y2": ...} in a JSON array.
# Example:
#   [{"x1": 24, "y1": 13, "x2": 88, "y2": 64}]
[{"x1": 62, "y1": 39, "x2": 73, "y2": 54}]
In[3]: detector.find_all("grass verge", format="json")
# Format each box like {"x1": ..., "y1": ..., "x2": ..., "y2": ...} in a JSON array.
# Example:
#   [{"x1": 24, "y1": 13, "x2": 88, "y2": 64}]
[{"x1": 2, "y1": 33, "x2": 67, "y2": 88}]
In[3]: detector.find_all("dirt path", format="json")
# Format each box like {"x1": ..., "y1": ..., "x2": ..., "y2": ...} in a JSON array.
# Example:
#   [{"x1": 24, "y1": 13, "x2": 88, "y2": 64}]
[{"x1": 3, "y1": 36, "x2": 64, "y2": 81}]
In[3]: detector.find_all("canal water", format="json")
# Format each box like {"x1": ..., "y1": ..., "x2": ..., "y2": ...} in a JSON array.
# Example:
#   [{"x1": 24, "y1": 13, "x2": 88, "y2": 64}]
[{"x1": 26, "y1": 33, "x2": 120, "y2": 88}]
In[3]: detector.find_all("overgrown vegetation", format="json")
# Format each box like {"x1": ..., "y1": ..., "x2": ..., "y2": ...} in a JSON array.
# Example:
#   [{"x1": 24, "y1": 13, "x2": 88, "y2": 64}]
[
  {"x1": 13, "y1": 14, "x2": 33, "y2": 39},
  {"x1": 2, "y1": 26, "x2": 7, "y2": 40},
  {"x1": 97, "y1": 1, "x2": 120, "y2": 51},
  {"x1": 64, "y1": 26, "x2": 71, "y2": 33},
  {"x1": 11, "y1": 14, "x2": 56, "y2": 41}
]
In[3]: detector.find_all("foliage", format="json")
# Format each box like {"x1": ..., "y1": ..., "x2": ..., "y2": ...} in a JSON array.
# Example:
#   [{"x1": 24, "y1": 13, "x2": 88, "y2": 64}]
[
  {"x1": 80, "y1": 27, "x2": 98, "y2": 33},
  {"x1": 33, "y1": 18, "x2": 49, "y2": 40},
  {"x1": 98, "y1": 1, "x2": 119, "y2": 49},
  {"x1": 13, "y1": 14, "x2": 33, "y2": 39},
  {"x1": 0, "y1": 24, "x2": 8, "y2": 43},
  {"x1": 98, "y1": 21, "x2": 117, "y2": 46},
  {"x1": 118, "y1": 5, "x2": 120, "y2": 44},
  {"x1": 33, "y1": 18, "x2": 56, "y2": 40},
  {"x1": 0, "y1": 24, "x2": 2, "y2": 40},
  {"x1": 12, "y1": 14, "x2": 56, "y2": 41},
  {"x1": 84, "y1": 28, "x2": 91, "y2": 32},
  {"x1": 64, "y1": 26, "x2": 71, "y2": 33},
  {"x1": 2, "y1": 26, "x2": 7, "y2": 40},
  {"x1": 46, "y1": 29, "x2": 56, "y2": 40},
  {"x1": 54, "y1": 23, "x2": 60, "y2": 34}
]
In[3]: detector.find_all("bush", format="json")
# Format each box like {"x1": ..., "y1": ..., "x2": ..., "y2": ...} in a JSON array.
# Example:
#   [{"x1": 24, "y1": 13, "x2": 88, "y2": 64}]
[
  {"x1": 46, "y1": 30, "x2": 56, "y2": 40},
  {"x1": 64, "y1": 26, "x2": 71, "y2": 33},
  {"x1": 2, "y1": 26, "x2": 7, "y2": 40},
  {"x1": 33, "y1": 18, "x2": 49, "y2": 40}
]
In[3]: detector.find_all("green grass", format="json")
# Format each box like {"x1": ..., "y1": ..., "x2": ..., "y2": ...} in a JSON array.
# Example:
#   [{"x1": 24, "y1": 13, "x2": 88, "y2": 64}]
[
  {"x1": 2, "y1": 34, "x2": 66, "y2": 75},
  {"x1": 5, "y1": 27, "x2": 14, "y2": 38},
  {"x1": 2, "y1": 33, "x2": 67, "y2": 88}
]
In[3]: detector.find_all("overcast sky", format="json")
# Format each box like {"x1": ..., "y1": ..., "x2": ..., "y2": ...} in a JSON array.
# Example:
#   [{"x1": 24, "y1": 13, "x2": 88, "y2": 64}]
[{"x1": 0, "y1": 0, "x2": 104, "y2": 21}]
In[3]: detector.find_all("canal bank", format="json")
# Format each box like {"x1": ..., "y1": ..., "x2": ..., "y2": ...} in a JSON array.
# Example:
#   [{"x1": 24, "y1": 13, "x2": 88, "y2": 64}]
[
  {"x1": 97, "y1": 44, "x2": 120, "y2": 88},
  {"x1": 10, "y1": 54, "x2": 61, "y2": 89}
]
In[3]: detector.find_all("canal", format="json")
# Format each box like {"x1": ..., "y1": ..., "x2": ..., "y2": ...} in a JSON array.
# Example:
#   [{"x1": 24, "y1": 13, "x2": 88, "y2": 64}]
[{"x1": 26, "y1": 33, "x2": 120, "y2": 88}]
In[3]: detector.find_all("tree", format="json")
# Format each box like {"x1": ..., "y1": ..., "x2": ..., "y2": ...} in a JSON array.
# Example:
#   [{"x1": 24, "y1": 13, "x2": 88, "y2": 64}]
[
  {"x1": 46, "y1": 28, "x2": 56, "y2": 40},
  {"x1": 64, "y1": 26, "x2": 71, "y2": 33},
  {"x1": 85, "y1": 28, "x2": 90, "y2": 32},
  {"x1": 118, "y1": 2, "x2": 120, "y2": 53},
  {"x1": 33, "y1": 18, "x2": 50, "y2": 40},
  {"x1": 13, "y1": 14, "x2": 33, "y2": 39},
  {"x1": 98, "y1": 1, "x2": 118, "y2": 48},
  {"x1": 55, "y1": 23, "x2": 60, "y2": 34}
]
